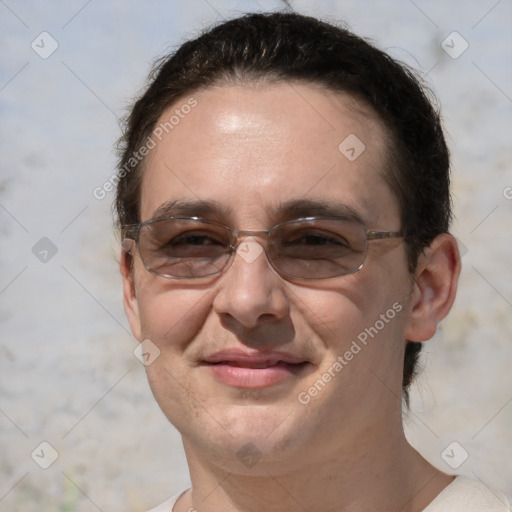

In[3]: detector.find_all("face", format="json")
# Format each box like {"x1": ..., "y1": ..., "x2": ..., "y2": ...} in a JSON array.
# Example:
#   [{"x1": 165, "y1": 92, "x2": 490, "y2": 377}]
[{"x1": 122, "y1": 82, "x2": 417, "y2": 474}]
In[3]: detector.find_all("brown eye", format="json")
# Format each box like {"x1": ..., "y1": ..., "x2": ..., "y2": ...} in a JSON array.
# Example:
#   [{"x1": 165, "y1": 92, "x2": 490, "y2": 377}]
[
  {"x1": 170, "y1": 233, "x2": 224, "y2": 247},
  {"x1": 283, "y1": 232, "x2": 349, "y2": 248}
]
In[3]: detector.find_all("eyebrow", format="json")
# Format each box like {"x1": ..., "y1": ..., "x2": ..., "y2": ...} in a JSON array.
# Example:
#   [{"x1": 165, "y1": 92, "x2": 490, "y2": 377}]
[
  {"x1": 150, "y1": 199, "x2": 234, "y2": 220},
  {"x1": 274, "y1": 198, "x2": 367, "y2": 225},
  {"x1": 149, "y1": 198, "x2": 367, "y2": 225}
]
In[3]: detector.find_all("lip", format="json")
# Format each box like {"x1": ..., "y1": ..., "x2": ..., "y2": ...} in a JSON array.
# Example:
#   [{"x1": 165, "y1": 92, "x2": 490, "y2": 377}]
[{"x1": 202, "y1": 349, "x2": 310, "y2": 389}]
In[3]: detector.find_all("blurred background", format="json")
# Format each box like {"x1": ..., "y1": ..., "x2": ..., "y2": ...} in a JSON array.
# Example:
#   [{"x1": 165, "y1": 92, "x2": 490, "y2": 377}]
[{"x1": 1, "y1": 0, "x2": 511, "y2": 510}]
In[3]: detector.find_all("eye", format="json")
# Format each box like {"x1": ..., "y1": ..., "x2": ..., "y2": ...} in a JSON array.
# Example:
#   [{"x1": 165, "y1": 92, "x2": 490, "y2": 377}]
[
  {"x1": 159, "y1": 230, "x2": 229, "y2": 259},
  {"x1": 284, "y1": 231, "x2": 350, "y2": 248},
  {"x1": 170, "y1": 232, "x2": 224, "y2": 247},
  {"x1": 271, "y1": 219, "x2": 368, "y2": 264}
]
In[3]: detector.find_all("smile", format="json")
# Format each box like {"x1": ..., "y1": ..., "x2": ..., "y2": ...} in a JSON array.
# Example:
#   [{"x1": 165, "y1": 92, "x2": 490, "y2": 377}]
[{"x1": 203, "y1": 360, "x2": 310, "y2": 388}]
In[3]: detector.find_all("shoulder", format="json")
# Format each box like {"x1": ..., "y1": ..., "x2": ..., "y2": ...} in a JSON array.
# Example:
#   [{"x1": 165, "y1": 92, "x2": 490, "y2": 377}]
[
  {"x1": 423, "y1": 475, "x2": 510, "y2": 511},
  {"x1": 146, "y1": 488, "x2": 190, "y2": 512}
]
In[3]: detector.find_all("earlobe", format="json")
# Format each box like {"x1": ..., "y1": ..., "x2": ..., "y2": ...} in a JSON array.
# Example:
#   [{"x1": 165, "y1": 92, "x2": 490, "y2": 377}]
[
  {"x1": 120, "y1": 249, "x2": 142, "y2": 341},
  {"x1": 404, "y1": 234, "x2": 461, "y2": 342}
]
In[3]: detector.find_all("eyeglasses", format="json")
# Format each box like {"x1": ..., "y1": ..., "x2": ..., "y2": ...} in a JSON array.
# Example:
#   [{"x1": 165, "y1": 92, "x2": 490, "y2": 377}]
[{"x1": 122, "y1": 216, "x2": 403, "y2": 280}]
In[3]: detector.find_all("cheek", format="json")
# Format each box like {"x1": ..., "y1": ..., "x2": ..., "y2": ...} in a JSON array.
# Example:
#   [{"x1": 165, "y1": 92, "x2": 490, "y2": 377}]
[
  {"x1": 137, "y1": 283, "x2": 218, "y2": 430},
  {"x1": 136, "y1": 274, "x2": 215, "y2": 350},
  {"x1": 302, "y1": 268, "x2": 410, "y2": 379},
  {"x1": 145, "y1": 356, "x2": 198, "y2": 429},
  {"x1": 295, "y1": 273, "x2": 389, "y2": 346}
]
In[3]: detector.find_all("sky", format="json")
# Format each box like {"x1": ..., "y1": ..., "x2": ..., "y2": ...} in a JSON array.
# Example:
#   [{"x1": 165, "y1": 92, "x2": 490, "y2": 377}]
[{"x1": 1, "y1": 1, "x2": 511, "y2": 510}]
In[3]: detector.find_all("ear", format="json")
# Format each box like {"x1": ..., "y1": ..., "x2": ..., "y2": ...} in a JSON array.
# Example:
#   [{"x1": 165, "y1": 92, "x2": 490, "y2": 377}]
[
  {"x1": 404, "y1": 234, "x2": 461, "y2": 342},
  {"x1": 120, "y1": 247, "x2": 142, "y2": 342}
]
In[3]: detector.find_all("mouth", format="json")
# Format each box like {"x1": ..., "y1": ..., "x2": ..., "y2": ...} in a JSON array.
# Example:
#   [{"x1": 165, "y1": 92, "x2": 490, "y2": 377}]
[{"x1": 202, "y1": 357, "x2": 310, "y2": 388}]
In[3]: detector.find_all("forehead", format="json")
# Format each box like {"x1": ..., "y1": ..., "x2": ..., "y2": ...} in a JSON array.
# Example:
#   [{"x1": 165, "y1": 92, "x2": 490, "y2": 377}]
[{"x1": 140, "y1": 82, "x2": 399, "y2": 228}]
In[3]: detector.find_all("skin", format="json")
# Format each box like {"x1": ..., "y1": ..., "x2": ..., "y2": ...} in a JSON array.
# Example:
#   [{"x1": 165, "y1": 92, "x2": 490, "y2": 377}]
[{"x1": 121, "y1": 82, "x2": 461, "y2": 512}]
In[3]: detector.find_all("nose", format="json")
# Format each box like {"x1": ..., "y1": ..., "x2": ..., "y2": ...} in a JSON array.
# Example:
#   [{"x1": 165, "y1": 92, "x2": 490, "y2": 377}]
[{"x1": 212, "y1": 238, "x2": 290, "y2": 329}]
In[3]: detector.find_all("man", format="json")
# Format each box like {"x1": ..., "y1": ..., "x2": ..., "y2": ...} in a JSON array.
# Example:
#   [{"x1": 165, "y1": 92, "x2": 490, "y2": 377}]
[{"x1": 116, "y1": 12, "x2": 509, "y2": 512}]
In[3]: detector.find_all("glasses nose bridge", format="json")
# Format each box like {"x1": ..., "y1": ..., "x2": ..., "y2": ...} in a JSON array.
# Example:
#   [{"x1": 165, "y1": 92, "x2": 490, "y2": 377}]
[{"x1": 230, "y1": 227, "x2": 273, "y2": 249}]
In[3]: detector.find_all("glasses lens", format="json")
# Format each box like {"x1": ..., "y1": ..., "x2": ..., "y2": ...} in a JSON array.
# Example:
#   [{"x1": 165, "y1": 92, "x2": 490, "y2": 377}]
[
  {"x1": 135, "y1": 217, "x2": 368, "y2": 280},
  {"x1": 270, "y1": 218, "x2": 367, "y2": 279},
  {"x1": 138, "y1": 218, "x2": 231, "y2": 278}
]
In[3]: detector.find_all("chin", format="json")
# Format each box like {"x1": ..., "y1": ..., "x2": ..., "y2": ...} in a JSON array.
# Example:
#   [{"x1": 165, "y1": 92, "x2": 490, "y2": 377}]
[{"x1": 215, "y1": 406, "x2": 312, "y2": 456}]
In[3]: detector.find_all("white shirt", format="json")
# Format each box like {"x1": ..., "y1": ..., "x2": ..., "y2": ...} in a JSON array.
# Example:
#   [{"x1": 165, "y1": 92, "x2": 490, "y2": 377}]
[{"x1": 147, "y1": 476, "x2": 510, "y2": 511}]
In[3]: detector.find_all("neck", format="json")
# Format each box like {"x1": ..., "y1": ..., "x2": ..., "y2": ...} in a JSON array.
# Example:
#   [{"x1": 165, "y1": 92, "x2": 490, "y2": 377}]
[{"x1": 177, "y1": 417, "x2": 453, "y2": 512}]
